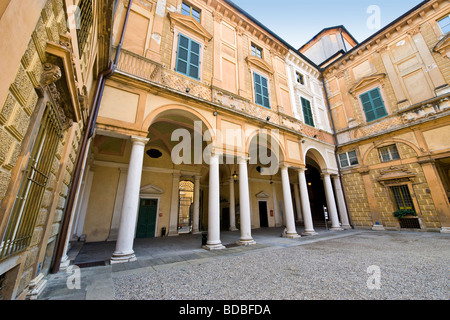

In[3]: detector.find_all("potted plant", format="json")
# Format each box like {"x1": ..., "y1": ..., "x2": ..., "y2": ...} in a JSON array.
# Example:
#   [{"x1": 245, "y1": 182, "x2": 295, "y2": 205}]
[{"x1": 393, "y1": 209, "x2": 417, "y2": 218}]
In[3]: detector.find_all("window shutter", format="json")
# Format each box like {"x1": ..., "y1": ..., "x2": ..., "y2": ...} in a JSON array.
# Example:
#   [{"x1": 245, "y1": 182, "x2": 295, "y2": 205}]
[
  {"x1": 360, "y1": 88, "x2": 387, "y2": 122},
  {"x1": 301, "y1": 97, "x2": 315, "y2": 127},
  {"x1": 176, "y1": 34, "x2": 201, "y2": 80},
  {"x1": 254, "y1": 72, "x2": 270, "y2": 108}
]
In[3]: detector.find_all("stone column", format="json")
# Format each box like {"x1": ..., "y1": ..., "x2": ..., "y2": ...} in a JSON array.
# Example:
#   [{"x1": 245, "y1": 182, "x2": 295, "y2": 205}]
[
  {"x1": 229, "y1": 175, "x2": 238, "y2": 231},
  {"x1": 298, "y1": 168, "x2": 317, "y2": 236},
  {"x1": 293, "y1": 183, "x2": 302, "y2": 222},
  {"x1": 237, "y1": 157, "x2": 256, "y2": 245},
  {"x1": 204, "y1": 153, "x2": 225, "y2": 250},
  {"x1": 192, "y1": 175, "x2": 201, "y2": 234},
  {"x1": 168, "y1": 173, "x2": 180, "y2": 236},
  {"x1": 272, "y1": 182, "x2": 281, "y2": 227},
  {"x1": 111, "y1": 136, "x2": 149, "y2": 264},
  {"x1": 322, "y1": 172, "x2": 343, "y2": 231},
  {"x1": 108, "y1": 167, "x2": 128, "y2": 241},
  {"x1": 332, "y1": 175, "x2": 352, "y2": 229},
  {"x1": 280, "y1": 166, "x2": 300, "y2": 238}
]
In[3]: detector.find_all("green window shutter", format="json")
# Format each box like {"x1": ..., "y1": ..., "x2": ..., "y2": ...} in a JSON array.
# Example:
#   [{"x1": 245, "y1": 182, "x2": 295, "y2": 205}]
[
  {"x1": 360, "y1": 88, "x2": 387, "y2": 122},
  {"x1": 301, "y1": 97, "x2": 315, "y2": 127},
  {"x1": 176, "y1": 34, "x2": 200, "y2": 80},
  {"x1": 254, "y1": 72, "x2": 270, "y2": 108}
]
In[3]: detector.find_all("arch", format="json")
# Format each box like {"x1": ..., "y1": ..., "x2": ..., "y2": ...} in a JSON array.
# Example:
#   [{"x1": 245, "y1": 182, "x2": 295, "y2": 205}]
[
  {"x1": 361, "y1": 138, "x2": 423, "y2": 166},
  {"x1": 304, "y1": 146, "x2": 328, "y2": 170},
  {"x1": 142, "y1": 104, "x2": 215, "y2": 138},
  {"x1": 245, "y1": 128, "x2": 287, "y2": 164}
]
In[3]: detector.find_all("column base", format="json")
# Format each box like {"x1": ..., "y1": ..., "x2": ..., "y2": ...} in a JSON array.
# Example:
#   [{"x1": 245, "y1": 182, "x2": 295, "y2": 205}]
[
  {"x1": 110, "y1": 251, "x2": 137, "y2": 264},
  {"x1": 439, "y1": 227, "x2": 450, "y2": 233},
  {"x1": 59, "y1": 255, "x2": 71, "y2": 271},
  {"x1": 341, "y1": 224, "x2": 352, "y2": 230},
  {"x1": 329, "y1": 227, "x2": 344, "y2": 231},
  {"x1": 372, "y1": 224, "x2": 386, "y2": 231},
  {"x1": 283, "y1": 232, "x2": 301, "y2": 238},
  {"x1": 203, "y1": 243, "x2": 226, "y2": 251},
  {"x1": 229, "y1": 226, "x2": 239, "y2": 231},
  {"x1": 26, "y1": 274, "x2": 47, "y2": 300},
  {"x1": 237, "y1": 239, "x2": 256, "y2": 246},
  {"x1": 301, "y1": 230, "x2": 318, "y2": 236},
  {"x1": 281, "y1": 228, "x2": 301, "y2": 238}
]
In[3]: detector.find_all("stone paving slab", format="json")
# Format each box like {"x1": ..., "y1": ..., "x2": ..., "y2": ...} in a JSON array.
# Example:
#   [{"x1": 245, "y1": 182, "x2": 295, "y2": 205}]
[{"x1": 38, "y1": 228, "x2": 450, "y2": 301}]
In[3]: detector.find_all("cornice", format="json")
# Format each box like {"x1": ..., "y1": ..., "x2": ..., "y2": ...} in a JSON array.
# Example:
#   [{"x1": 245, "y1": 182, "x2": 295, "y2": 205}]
[{"x1": 168, "y1": 11, "x2": 213, "y2": 43}]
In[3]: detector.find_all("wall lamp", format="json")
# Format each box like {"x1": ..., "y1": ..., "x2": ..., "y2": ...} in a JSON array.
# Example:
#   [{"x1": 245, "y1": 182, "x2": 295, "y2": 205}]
[{"x1": 232, "y1": 171, "x2": 238, "y2": 183}]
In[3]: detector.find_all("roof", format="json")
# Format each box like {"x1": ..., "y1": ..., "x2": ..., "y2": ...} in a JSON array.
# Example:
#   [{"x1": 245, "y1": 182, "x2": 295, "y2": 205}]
[{"x1": 298, "y1": 25, "x2": 359, "y2": 52}]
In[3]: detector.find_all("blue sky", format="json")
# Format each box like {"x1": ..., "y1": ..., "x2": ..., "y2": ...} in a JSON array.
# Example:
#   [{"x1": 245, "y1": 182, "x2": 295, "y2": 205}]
[{"x1": 231, "y1": 0, "x2": 426, "y2": 48}]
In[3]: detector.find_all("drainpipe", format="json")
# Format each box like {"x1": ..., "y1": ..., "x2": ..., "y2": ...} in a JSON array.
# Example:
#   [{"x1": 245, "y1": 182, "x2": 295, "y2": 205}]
[
  {"x1": 320, "y1": 71, "x2": 354, "y2": 229},
  {"x1": 51, "y1": 0, "x2": 133, "y2": 274}
]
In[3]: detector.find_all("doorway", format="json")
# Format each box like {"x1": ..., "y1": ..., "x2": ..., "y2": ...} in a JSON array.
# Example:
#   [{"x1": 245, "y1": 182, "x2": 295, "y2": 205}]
[
  {"x1": 258, "y1": 201, "x2": 269, "y2": 228},
  {"x1": 178, "y1": 180, "x2": 194, "y2": 234},
  {"x1": 136, "y1": 199, "x2": 158, "y2": 238}
]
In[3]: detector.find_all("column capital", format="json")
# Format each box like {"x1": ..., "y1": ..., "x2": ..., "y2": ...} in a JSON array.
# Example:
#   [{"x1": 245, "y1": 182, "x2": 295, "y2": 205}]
[
  {"x1": 296, "y1": 167, "x2": 308, "y2": 174},
  {"x1": 237, "y1": 156, "x2": 250, "y2": 164},
  {"x1": 321, "y1": 169, "x2": 338, "y2": 177},
  {"x1": 130, "y1": 136, "x2": 149, "y2": 145}
]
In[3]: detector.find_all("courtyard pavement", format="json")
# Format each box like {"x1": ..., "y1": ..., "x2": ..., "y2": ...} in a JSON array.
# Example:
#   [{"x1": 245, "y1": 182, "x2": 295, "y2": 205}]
[{"x1": 39, "y1": 227, "x2": 449, "y2": 302}]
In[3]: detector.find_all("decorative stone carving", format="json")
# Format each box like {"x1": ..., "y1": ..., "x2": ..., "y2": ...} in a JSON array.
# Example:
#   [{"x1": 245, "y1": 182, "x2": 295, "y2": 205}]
[
  {"x1": 376, "y1": 165, "x2": 416, "y2": 186},
  {"x1": 40, "y1": 63, "x2": 62, "y2": 87},
  {"x1": 39, "y1": 62, "x2": 73, "y2": 130}
]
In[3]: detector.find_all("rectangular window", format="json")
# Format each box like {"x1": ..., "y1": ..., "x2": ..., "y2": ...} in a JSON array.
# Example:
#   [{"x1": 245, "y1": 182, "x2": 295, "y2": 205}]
[
  {"x1": 301, "y1": 97, "x2": 315, "y2": 127},
  {"x1": 296, "y1": 72, "x2": 304, "y2": 85},
  {"x1": 438, "y1": 15, "x2": 450, "y2": 34},
  {"x1": 76, "y1": 0, "x2": 94, "y2": 58},
  {"x1": 391, "y1": 185, "x2": 415, "y2": 211},
  {"x1": 0, "y1": 103, "x2": 62, "y2": 260},
  {"x1": 251, "y1": 44, "x2": 263, "y2": 59},
  {"x1": 379, "y1": 145, "x2": 400, "y2": 162},
  {"x1": 253, "y1": 72, "x2": 270, "y2": 108},
  {"x1": 360, "y1": 88, "x2": 388, "y2": 122},
  {"x1": 181, "y1": 2, "x2": 201, "y2": 23},
  {"x1": 176, "y1": 34, "x2": 201, "y2": 80},
  {"x1": 338, "y1": 150, "x2": 359, "y2": 168}
]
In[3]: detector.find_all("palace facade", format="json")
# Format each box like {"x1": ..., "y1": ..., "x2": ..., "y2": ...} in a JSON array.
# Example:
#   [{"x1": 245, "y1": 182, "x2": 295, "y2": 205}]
[{"x1": 0, "y1": 0, "x2": 448, "y2": 299}]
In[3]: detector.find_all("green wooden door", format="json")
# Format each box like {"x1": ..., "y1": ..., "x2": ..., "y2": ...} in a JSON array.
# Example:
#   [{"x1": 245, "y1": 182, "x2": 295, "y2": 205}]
[{"x1": 136, "y1": 199, "x2": 158, "y2": 238}]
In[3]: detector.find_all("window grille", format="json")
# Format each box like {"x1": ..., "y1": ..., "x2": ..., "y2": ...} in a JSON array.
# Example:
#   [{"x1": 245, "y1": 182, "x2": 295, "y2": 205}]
[
  {"x1": 391, "y1": 185, "x2": 414, "y2": 211},
  {"x1": 76, "y1": 0, "x2": 93, "y2": 58},
  {"x1": 0, "y1": 103, "x2": 62, "y2": 260},
  {"x1": 379, "y1": 145, "x2": 400, "y2": 162},
  {"x1": 339, "y1": 150, "x2": 359, "y2": 168}
]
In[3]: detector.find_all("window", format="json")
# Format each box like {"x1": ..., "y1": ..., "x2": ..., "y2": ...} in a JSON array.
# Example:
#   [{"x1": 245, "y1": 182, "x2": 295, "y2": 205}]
[
  {"x1": 360, "y1": 88, "x2": 388, "y2": 122},
  {"x1": 379, "y1": 145, "x2": 400, "y2": 162},
  {"x1": 338, "y1": 151, "x2": 359, "y2": 168},
  {"x1": 253, "y1": 72, "x2": 270, "y2": 108},
  {"x1": 76, "y1": 0, "x2": 94, "y2": 58},
  {"x1": 438, "y1": 14, "x2": 450, "y2": 34},
  {"x1": 176, "y1": 34, "x2": 201, "y2": 80},
  {"x1": 181, "y1": 2, "x2": 201, "y2": 23},
  {"x1": 251, "y1": 44, "x2": 263, "y2": 59},
  {"x1": 0, "y1": 103, "x2": 62, "y2": 260},
  {"x1": 296, "y1": 72, "x2": 304, "y2": 85},
  {"x1": 391, "y1": 185, "x2": 415, "y2": 211},
  {"x1": 301, "y1": 97, "x2": 315, "y2": 127}
]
